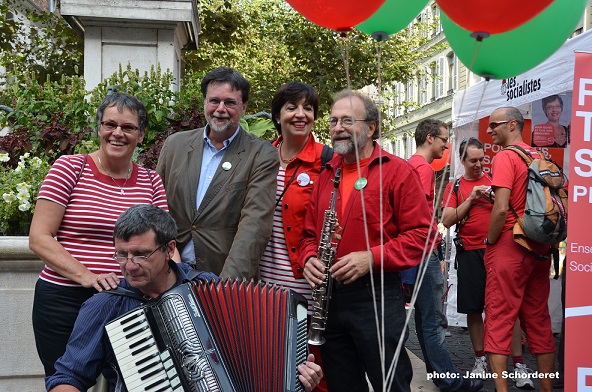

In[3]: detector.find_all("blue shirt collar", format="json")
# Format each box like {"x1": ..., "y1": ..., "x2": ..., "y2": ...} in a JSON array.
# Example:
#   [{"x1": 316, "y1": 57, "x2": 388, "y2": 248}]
[{"x1": 202, "y1": 124, "x2": 240, "y2": 150}]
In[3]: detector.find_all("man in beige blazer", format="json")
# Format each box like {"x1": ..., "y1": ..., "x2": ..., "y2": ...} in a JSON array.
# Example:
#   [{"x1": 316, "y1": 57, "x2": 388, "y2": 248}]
[{"x1": 156, "y1": 67, "x2": 278, "y2": 279}]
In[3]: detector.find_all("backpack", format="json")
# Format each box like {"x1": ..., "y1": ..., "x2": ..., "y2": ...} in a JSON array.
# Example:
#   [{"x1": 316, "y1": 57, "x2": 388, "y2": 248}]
[
  {"x1": 320, "y1": 144, "x2": 334, "y2": 172},
  {"x1": 504, "y1": 145, "x2": 568, "y2": 277}
]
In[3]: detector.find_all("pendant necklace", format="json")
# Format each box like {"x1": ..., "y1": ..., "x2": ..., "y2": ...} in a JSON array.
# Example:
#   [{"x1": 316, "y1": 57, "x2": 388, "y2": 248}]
[
  {"x1": 97, "y1": 153, "x2": 132, "y2": 195},
  {"x1": 278, "y1": 139, "x2": 307, "y2": 164},
  {"x1": 278, "y1": 141, "x2": 296, "y2": 164}
]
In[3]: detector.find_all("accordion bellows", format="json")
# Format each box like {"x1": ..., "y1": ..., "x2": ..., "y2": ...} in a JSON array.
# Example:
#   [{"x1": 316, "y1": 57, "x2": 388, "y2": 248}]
[{"x1": 106, "y1": 280, "x2": 309, "y2": 392}]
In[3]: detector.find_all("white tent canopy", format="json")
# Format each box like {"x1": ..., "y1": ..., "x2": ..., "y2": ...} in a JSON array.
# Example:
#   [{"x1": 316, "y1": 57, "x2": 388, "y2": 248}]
[
  {"x1": 443, "y1": 31, "x2": 588, "y2": 328},
  {"x1": 452, "y1": 29, "x2": 592, "y2": 129}
]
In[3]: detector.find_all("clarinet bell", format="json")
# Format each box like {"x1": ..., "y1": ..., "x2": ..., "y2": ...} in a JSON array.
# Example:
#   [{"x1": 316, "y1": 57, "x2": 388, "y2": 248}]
[{"x1": 307, "y1": 328, "x2": 326, "y2": 346}]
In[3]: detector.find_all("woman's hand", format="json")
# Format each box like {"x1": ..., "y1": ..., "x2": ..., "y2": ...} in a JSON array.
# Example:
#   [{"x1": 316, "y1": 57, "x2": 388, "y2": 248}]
[{"x1": 88, "y1": 272, "x2": 120, "y2": 291}]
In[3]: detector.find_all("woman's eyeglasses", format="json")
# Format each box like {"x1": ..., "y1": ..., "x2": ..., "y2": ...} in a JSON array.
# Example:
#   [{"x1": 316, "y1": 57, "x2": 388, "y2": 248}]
[{"x1": 100, "y1": 121, "x2": 139, "y2": 133}]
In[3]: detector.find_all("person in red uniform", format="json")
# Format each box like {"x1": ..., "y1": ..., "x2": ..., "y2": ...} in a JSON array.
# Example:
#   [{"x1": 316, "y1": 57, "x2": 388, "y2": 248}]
[
  {"x1": 441, "y1": 137, "x2": 533, "y2": 389},
  {"x1": 484, "y1": 107, "x2": 556, "y2": 392}
]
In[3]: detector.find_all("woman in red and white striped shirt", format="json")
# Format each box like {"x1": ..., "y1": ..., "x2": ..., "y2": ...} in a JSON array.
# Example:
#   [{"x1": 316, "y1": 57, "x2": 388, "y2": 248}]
[
  {"x1": 260, "y1": 81, "x2": 333, "y2": 392},
  {"x1": 29, "y1": 92, "x2": 171, "y2": 376}
]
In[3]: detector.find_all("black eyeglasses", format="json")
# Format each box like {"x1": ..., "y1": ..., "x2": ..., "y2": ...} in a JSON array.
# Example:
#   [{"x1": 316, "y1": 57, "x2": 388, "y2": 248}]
[
  {"x1": 328, "y1": 117, "x2": 369, "y2": 128},
  {"x1": 432, "y1": 135, "x2": 449, "y2": 143},
  {"x1": 206, "y1": 98, "x2": 241, "y2": 109},
  {"x1": 100, "y1": 121, "x2": 139, "y2": 134},
  {"x1": 113, "y1": 242, "x2": 169, "y2": 266},
  {"x1": 488, "y1": 120, "x2": 512, "y2": 130}
]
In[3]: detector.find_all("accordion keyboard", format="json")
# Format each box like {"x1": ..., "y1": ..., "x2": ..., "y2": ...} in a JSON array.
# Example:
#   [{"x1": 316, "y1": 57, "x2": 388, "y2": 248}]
[
  {"x1": 106, "y1": 286, "x2": 234, "y2": 392},
  {"x1": 106, "y1": 281, "x2": 307, "y2": 392},
  {"x1": 106, "y1": 308, "x2": 182, "y2": 392}
]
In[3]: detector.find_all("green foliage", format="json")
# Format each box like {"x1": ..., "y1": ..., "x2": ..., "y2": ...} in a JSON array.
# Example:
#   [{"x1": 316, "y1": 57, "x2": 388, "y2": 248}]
[
  {"x1": 0, "y1": 0, "x2": 83, "y2": 83},
  {"x1": 187, "y1": 0, "x2": 440, "y2": 141},
  {"x1": 1, "y1": 0, "x2": 439, "y2": 165},
  {"x1": 92, "y1": 64, "x2": 178, "y2": 143},
  {"x1": 0, "y1": 71, "x2": 93, "y2": 163},
  {"x1": 240, "y1": 115, "x2": 276, "y2": 140},
  {"x1": 0, "y1": 152, "x2": 51, "y2": 235},
  {"x1": 0, "y1": 64, "x2": 206, "y2": 171}
]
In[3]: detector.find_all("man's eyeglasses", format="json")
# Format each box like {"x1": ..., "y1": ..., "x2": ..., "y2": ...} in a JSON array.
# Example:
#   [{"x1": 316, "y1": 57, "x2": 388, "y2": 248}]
[
  {"x1": 113, "y1": 242, "x2": 169, "y2": 266},
  {"x1": 545, "y1": 105, "x2": 562, "y2": 111},
  {"x1": 432, "y1": 135, "x2": 449, "y2": 143},
  {"x1": 488, "y1": 120, "x2": 512, "y2": 130},
  {"x1": 100, "y1": 121, "x2": 139, "y2": 134},
  {"x1": 329, "y1": 117, "x2": 369, "y2": 128},
  {"x1": 206, "y1": 98, "x2": 241, "y2": 109}
]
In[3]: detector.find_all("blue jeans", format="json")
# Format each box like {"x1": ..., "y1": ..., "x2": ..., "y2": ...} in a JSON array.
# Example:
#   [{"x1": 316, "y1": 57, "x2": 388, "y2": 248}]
[
  {"x1": 415, "y1": 252, "x2": 463, "y2": 391},
  {"x1": 320, "y1": 273, "x2": 412, "y2": 392}
]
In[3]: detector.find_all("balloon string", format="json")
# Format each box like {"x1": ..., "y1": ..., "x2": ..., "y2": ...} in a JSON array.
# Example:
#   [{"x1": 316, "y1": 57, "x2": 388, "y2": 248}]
[
  {"x1": 339, "y1": 33, "x2": 385, "y2": 385},
  {"x1": 338, "y1": 35, "x2": 372, "y2": 268},
  {"x1": 373, "y1": 38, "x2": 388, "y2": 387},
  {"x1": 368, "y1": 37, "x2": 401, "y2": 392}
]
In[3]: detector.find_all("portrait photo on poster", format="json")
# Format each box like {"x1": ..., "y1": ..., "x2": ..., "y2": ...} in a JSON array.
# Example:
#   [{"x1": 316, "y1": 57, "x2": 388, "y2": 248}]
[{"x1": 531, "y1": 92, "x2": 572, "y2": 149}]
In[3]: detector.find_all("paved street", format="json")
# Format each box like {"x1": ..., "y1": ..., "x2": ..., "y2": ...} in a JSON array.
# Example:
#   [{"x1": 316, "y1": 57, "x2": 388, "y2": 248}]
[{"x1": 407, "y1": 315, "x2": 564, "y2": 391}]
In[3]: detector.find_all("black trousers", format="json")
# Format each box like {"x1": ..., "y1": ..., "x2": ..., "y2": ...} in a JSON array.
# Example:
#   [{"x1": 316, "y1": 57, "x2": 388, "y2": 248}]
[{"x1": 32, "y1": 279, "x2": 96, "y2": 376}]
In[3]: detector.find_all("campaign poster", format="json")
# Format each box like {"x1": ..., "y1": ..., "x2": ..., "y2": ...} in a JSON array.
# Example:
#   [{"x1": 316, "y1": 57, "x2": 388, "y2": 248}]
[
  {"x1": 531, "y1": 92, "x2": 572, "y2": 149},
  {"x1": 565, "y1": 51, "x2": 592, "y2": 392}
]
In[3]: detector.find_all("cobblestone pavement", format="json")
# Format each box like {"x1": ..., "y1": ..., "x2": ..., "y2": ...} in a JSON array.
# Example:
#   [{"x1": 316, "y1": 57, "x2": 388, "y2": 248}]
[{"x1": 406, "y1": 315, "x2": 563, "y2": 392}]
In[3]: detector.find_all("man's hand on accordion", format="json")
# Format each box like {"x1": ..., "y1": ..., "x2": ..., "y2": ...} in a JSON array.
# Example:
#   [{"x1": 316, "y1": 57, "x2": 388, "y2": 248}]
[{"x1": 298, "y1": 353, "x2": 323, "y2": 392}]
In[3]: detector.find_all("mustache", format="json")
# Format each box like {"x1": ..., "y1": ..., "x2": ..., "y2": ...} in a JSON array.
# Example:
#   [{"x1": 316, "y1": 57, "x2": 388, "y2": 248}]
[
  {"x1": 212, "y1": 113, "x2": 230, "y2": 120},
  {"x1": 332, "y1": 134, "x2": 351, "y2": 141}
]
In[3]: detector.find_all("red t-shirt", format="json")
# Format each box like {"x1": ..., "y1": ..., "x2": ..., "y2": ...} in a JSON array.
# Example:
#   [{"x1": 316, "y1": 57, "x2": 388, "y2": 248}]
[
  {"x1": 340, "y1": 157, "x2": 371, "y2": 216},
  {"x1": 408, "y1": 154, "x2": 435, "y2": 213},
  {"x1": 37, "y1": 154, "x2": 169, "y2": 286},
  {"x1": 491, "y1": 142, "x2": 536, "y2": 233},
  {"x1": 408, "y1": 154, "x2": 441, "y2": 244},
  {"x1": 442, "y1": 175, "x2": 492, "y2": 250}
]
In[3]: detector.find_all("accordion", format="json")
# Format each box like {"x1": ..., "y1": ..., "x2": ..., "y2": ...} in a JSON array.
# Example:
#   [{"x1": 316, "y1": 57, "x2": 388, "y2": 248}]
[{"x1": 105, "y1": 280, "x2": 308, "y2": 392}]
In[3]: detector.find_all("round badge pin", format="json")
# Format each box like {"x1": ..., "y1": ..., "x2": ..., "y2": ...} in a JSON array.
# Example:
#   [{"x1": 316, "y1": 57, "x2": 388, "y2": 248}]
[
  {"x1": 296, "y1": 172, "x2": 311, "y2": 186},
  {"x1": 354, "y1": 177, "x2": 367, "y2": 190},
  {"x1": 221, "y1": 162, "x2": 232, "y2": 171}
]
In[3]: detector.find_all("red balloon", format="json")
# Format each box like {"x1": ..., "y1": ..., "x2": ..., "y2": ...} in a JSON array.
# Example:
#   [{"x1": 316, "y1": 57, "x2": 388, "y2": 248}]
[
  {"x1": 430, "y1": 147, "x2": 450, "y2": 172},
  {"x1": 286, "y1": 0, "x2": 386, "y2": 31},
  {"x1": 435, "y1": 0, "x2": 553, "y2": 35}
]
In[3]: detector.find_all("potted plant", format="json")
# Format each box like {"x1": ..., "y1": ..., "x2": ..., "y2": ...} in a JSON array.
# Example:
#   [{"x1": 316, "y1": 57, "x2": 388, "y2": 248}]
[{"x1": 0, "y1": 152, "x2": 50, "y2": 235}]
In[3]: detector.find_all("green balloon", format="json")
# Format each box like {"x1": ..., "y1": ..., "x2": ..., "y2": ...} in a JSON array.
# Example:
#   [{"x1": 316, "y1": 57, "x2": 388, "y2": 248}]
[
  {"x1": 442, "y1": 0, "x2": 588, "y2": 80},
  {"x1": 356, "y1": 0, "x2": 430, "y2": 37}
]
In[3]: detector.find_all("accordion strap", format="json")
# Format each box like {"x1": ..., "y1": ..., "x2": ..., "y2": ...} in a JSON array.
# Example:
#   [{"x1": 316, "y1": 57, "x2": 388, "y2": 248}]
[
  {"x1": 105, "y1": 287, "x2": 152, "y2": 303},
  {"x1": 105, "y1": 269, "x2": 215, "y2": 302}
]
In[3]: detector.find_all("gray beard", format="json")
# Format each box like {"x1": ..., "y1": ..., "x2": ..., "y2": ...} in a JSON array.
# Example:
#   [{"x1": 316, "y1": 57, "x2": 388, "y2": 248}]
[
  {"x1": 208, "y1": 120, "x2": 231, "y2": 134},
  {"x1": 332, "y1": 136, "x2": 368, "y2": 157}
]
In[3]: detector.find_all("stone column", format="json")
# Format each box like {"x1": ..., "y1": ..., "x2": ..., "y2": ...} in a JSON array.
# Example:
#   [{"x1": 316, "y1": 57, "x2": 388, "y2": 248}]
[
  {"x1": 0, "y1": 237, "x2": 44, "y2": 390},
  {"x1": 59, "y1": 0, "x2": 200, "y2": 91}
]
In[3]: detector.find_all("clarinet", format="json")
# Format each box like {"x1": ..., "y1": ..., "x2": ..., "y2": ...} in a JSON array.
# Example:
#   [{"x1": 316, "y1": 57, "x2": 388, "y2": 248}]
[{"x1": 308, "y1": 168, "x2": 342, "y2": 346}]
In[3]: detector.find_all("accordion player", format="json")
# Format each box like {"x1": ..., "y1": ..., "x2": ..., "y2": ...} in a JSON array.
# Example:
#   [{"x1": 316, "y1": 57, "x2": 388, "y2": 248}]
[{"x1": 106, "y1": 279, "x2": 309, "y2": 392}]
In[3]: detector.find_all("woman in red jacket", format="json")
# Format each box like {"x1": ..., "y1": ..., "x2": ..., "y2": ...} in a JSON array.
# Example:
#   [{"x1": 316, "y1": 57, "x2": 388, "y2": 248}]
[{"x1": 259, "y1": 81, "x2": 332, "y2": 392}]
